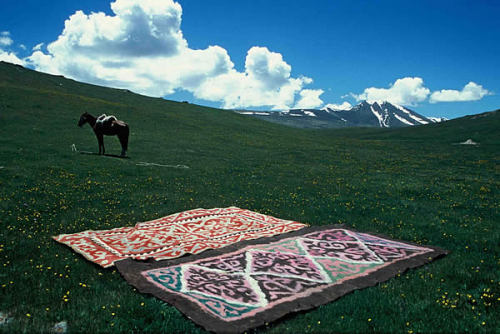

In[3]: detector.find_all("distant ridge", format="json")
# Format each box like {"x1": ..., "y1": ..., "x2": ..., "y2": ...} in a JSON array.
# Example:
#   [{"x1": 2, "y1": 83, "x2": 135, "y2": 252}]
[
  {"x1": 0, "y1": 60, "x2": 497, "y2": 146},
  {"x1": 235, "y1": 101, "x2": 448, "y2": 129}
]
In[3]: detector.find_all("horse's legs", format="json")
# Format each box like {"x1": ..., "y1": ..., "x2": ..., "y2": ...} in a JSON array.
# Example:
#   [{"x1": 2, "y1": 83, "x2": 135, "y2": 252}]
[
  {"x1": 118, "y1": 128, "x2": 129, "y2": 157},
  {"x1": 97, "y1": 134, "x2": 104, "y2": 155}
]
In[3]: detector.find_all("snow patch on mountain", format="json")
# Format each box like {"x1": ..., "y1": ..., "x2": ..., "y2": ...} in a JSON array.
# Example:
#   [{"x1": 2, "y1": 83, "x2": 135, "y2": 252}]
[
  {"x1": 428, "y1": 117, "x2": 448, "y2": 123},
  {"x1": 303, "y1": 110, "x2": 317, "y2": 117},
  {"x1": 392, "y1": 103, "x2": 429, "y2": 124},
  {"x1": 322, "y1": 102, "x2": 352, "y2": 111},
  {"x1": 235, "y1": 111, "x2": 270, "y2": 116},
  {"x1": 393, "y1": 113, "x2": 414, "y2": 125},
  {"x1": 370, "y1": 105, "x2": 388, "y2": 127}
]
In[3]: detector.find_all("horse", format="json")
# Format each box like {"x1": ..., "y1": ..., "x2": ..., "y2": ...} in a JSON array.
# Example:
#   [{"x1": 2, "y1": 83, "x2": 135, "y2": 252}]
[{"x1": 78, "y1": 112, "x2": 129, "y2": 157}]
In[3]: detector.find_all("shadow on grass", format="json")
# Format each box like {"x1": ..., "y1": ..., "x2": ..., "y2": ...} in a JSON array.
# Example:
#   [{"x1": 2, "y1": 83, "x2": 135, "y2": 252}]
[{"x1": 79, "y1": 151, "x2": 130, "y2": 159}]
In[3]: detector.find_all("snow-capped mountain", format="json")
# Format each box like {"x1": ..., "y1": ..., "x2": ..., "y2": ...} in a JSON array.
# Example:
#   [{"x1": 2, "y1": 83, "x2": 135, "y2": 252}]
[
  {"x1": 235, "y1": 101, "x2": 447, "y2": 129},
  {"x1": 321, "y1": 101, "x2": 433, "y2": 127}
]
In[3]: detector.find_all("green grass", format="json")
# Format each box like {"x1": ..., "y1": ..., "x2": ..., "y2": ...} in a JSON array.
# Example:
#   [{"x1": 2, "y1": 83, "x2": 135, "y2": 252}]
[{"x1": 0, "y1": 61, "x2": 499, "y2": 333}]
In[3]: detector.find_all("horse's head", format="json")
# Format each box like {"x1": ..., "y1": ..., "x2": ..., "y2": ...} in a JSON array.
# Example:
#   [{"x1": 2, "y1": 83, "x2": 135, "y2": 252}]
[{"x1": 78, "y1": 113, "x2": 89, "y2": 127}]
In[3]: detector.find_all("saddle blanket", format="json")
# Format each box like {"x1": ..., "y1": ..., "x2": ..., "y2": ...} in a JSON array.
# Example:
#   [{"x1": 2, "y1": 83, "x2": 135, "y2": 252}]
[
  {"x1": 116, "y1": 225, "x2": 447, "y2": 333},
  {"x1": 53, "y1": 207, "x2": 307, "y2": 267}
]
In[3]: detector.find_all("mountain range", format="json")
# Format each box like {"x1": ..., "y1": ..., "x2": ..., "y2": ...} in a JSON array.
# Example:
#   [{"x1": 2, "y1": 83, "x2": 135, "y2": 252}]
[{"x1": 235, "y1": 101, "x2": 448, "y2": 129}]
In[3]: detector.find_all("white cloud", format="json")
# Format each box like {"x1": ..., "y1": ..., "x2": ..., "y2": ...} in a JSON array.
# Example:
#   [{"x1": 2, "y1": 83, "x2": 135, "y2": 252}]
[
  {"x1": 294, "y1": 89, "x2": 324, "y2": 109},
  {"x1": 0, "y1": 49, "x2": 24, "y2": 65},
  {"x1": 0, "y1": 32, "x2": 24, "y2": 65},
  {"x1": 429, "y1": 82, "x2": 491, "y2": 103},
  {"x1": 25, "y1": 0, "x2": 317, "y2": 110},
  {"x1": 32, "y1": 43, "x2": 44, "y2": 51},
  {"x1": 245, "y1": 46, "x2": 291, "y2": 90},
  {"x1": 323, "y1": 101, "x2": 352, "y2": 110},
  {"x1": 352, "y1": 77, "x2": 430, "y2": 106},
  {"x1": 194, "y1": 47, "x2": 317, "y2": 110},
  {"x1": 45, "y1": 1, "x2": 185, "y2": 58},
  {"x1": 0, "y1": 31, "x2": 13, "y2": 47}
]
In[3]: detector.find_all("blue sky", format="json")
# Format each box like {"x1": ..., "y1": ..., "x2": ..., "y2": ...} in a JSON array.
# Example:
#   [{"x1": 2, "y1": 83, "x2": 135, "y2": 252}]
[{"x1": 1, "y1": 0, "x2": 499, "y2": 119}]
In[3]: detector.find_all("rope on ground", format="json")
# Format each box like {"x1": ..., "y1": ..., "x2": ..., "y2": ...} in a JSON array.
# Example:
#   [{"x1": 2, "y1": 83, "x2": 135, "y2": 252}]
[
  {"x1": 71, "y1": 144, "x2": 94, "y2": 154},
  {"x1": 136, "y1": 162, "x2": 190, "y2": 169},
  {"x1": 72, "y1": 144, "x2": 190, "y2": 169}
]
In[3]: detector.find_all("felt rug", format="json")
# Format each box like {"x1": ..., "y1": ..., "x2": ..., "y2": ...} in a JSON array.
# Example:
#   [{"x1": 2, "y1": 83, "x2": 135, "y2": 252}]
[
  {"x1": 53, "y1": 207, "x2": 307, "y2": 268},
  {"x1": 116, "y1": 225, "x2": 447, "y2": 334}
]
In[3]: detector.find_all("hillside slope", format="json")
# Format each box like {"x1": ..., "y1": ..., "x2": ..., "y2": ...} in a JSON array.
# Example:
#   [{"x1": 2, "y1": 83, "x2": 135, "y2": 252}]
[
  {"x1": 0, "y1": 61, "x2": 316, "y2": 168},
  {"x1": 0, "y1": 62, "x2": 498, "y2": 333},
  {"x1": 322, "y1": 109, "x2": 500, "y2": 145}
]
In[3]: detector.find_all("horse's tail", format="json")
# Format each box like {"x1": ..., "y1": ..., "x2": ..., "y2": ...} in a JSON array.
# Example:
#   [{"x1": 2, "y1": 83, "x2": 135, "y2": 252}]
[{"x1": 118, "y1": 124, "x2": 129, "y2": 156}]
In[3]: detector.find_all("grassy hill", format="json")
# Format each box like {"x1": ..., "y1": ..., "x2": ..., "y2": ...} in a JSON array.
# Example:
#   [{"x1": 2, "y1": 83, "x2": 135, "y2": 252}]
[
  {"x1": 0, "y1": 61, "x2": 498, "y2": 333},
  {"x1": 325, "y1": 109, "x2": 500, "y2": 145}
]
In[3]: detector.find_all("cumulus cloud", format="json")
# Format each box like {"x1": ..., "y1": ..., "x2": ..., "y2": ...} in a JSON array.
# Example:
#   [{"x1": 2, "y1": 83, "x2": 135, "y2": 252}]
[
  {"x1": 45, "y1": 0, "x2": 186, "y2": 58},
  {"x1": 323, "y1": 101, "x2": 352, "y2": 110},
  {"x1": 32, "y1": 43, "x2": 44, "y2": 51},
  {"x1": 0, "y1": 31, "x2": 13, "y2": 47},
  {"x1": 193, "y1": 47, "x2": 316, "y2": 109},
  {"x1": 25, "y1": 0, "x2": 318, "y2": 110},
  {"x1": 245, "y1": 47, "x2": 291, "y2": 90},
  {"x1": 429, "y1": 82, "x2": 491, "y2": 103},
  {"x1": 0, "y1": 32, "x2": 24, "y2": 65},
  {"x1": 294, "y1": 89, "x2": 324, "y2": 109},
  {"x1": 0, "y1": 49, "x2": 24, "y2": 65},
  {"x1": 352, "y1": 77, "x2": 430, "y2": 106}
]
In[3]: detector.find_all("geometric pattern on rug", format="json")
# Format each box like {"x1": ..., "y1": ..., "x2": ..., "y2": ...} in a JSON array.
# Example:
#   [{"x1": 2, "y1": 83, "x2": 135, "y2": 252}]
[
  {"x1": 52, "y1": 207, "x2": 307, "y2": 267},
  {"x1": 117, "y1": 225, "x2": 447, "y2": 333}
]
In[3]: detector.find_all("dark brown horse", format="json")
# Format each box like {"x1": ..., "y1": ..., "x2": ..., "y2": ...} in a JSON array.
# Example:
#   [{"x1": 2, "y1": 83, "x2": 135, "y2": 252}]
[{"x1": 78, "y1": 112, "x2": 129, "y2": 156}]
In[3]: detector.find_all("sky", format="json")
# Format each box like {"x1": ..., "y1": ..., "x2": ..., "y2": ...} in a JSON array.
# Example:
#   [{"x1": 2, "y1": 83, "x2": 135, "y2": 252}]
[{"x1": 1, "y1": 0, "x2": 499, "y2": 119}]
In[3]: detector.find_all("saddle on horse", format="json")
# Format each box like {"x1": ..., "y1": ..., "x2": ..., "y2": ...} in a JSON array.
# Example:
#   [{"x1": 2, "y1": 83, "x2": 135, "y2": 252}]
[{"x1": 96, "y1": 114, "x2": 117, "y2": 129}]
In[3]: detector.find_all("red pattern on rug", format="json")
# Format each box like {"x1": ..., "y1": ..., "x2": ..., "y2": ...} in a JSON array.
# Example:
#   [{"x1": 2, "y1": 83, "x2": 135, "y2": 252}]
[{"x1": 53, "y1": 207, "x2": 307, "y2": 267}]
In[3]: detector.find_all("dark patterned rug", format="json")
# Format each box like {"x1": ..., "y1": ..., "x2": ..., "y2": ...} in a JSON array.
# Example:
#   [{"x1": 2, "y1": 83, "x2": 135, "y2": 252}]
[{"x1": 116, "y1": 225, "x2": 447, "y2": 333}]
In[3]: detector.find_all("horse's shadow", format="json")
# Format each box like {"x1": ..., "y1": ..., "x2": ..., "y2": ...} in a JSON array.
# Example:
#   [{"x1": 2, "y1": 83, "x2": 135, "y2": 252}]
[{"x1": 79, "y1": 151, "x2": 130, "y2": 159}]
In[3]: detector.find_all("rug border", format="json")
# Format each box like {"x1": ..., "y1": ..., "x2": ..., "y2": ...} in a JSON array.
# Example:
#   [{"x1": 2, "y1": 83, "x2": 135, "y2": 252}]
[
  {"x1": 52, "y1": 206, "x2": 306, "y2": 268},
  {"x1": 116, "y1": 224, "x2": 448, "y2": 334}
]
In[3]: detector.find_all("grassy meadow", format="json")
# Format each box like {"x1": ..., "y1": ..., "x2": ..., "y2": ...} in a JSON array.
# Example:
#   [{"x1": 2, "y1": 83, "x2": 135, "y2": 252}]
[{"x1": 0, "y1": 62, "x2": 498, "y2": 333}]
